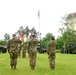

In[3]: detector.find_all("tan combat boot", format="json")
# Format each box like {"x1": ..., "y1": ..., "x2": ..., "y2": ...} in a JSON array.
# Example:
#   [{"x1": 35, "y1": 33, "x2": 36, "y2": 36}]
[
  {"x1": 11, "y1": 65, "x2": 14, "y2": 70},
  {"x1": 14, "y1": 65, "x2": 16, "y2": 70}
]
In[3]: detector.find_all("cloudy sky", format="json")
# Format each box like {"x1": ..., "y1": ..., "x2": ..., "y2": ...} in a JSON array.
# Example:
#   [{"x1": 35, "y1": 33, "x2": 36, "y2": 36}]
[{"x1": 0, "y1": 0, "x2": 76, "y2": 40}]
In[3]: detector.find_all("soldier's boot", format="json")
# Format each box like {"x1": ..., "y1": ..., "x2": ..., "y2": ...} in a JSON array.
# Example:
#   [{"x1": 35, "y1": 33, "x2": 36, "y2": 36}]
[
  {"x1": 11, "y1": 65, "x2": 14, "y2": 70},
  {"x1": 31, "y1": 67, "x2": 35, "y2": 70},
  {"x1": 13, "y1": 65, "x2": 16, "y2": 70},
  {"x1": 31, "y1": 65, "x2": 35, "y2": 70},
  {"x1": 22, "y1": 52, "x2": 26, "y2": 58},
  {"x1": 51, "y1": 67, "x2": 54, "y2": 70},
  {"x1": 50, "y1": 65, "x2": 55, "y2": 70}
]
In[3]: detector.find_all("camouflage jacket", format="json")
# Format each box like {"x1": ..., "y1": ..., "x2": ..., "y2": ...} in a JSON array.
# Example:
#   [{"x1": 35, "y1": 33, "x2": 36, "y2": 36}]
[
  {"x1": 28, "y1": 39, "x2": 38, "y2": 52},
  {"x1": 47, "y1": 41, "x2": 57, "y2": 54},
  {"x1": 7, "y1": 38, "x2": 22, "y2": 53}
]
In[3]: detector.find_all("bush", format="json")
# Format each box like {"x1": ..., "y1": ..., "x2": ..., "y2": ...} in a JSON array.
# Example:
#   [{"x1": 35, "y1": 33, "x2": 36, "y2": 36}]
[
  {"x1": 56, "y1": 50, "x2": 60, "y2": 53},
  {"x1": 0, "y1": 40, "x2": 6, "y2": 45}
]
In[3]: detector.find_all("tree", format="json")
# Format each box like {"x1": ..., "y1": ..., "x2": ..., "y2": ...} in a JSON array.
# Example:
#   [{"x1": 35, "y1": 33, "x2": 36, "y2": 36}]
[
  {"x1": 16, "y1": 26, "x2": 26, "y2": 38},
  {"x1": 4, "y1": 33, "x2": 10, "y2": 45},
  {"x1": 41, "y1": 33, "x2": 54, "y2": 46},
  {"x1": 59, "y1": 14, "x2": 76, "y2": 43},
  {"x1": 0, "y1": 40, "x2": 6, "y2": 45},
  {"x1": 30, "y1": 27, "x2": 39, "y2": 38},
  {"x1": 4, "y1": 33, "x2": 10, "y2": 41},
  {"x1": 56, "y1": 37, "x2": 64, "y2": 49},
  {"x1": 25, "y1": 26, "x2": 30, "y2": 40},
  {"x1": 15, "y1": 26, "x2": 39, "y2": 41}
]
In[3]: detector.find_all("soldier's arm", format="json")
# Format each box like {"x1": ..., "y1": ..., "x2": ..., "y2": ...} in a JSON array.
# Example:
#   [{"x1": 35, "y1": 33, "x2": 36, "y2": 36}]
[
  {"x1": 35, "y1": 39, "x2": 39, "y2": 46},
  {"x1": 7, "y1": 41, "x2": 10, "y2": 53},
  {"x1": 27, "y1": 41, "x2": 31, "y2": 53},
  {"x1": 28, "y1": 41, "x2": 30, "y2": 50},
  {"x1": 47, "y1": 43, "x2": 50, "y2": 55},
  {"x1": 37, "y1": 40, "x2": 39, "y2": 45},
  {"x1": 17, "y1": 39, "x2": 22, "y2": 44}
]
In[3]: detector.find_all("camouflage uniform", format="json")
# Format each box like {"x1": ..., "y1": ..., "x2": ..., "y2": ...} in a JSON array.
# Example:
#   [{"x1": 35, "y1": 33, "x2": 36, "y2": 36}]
[
  {"x1": 28, "y1": 38, "x2": 38, "y2": 69},
  {"x1": 18, "y1": 44, "x2": 22, "y2": 57},
  {"x1": 47, "y1": 40, "x2": 57, "y2": 70},
  {"x1": 22, "y1": 44, "x2": 27, "y2": 58},
  {"x1": 7, "y1": 38, "x2": 21, "y2": 69}
]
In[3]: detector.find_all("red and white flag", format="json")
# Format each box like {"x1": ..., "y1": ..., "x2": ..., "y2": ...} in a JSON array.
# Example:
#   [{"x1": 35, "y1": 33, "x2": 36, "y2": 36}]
[{"x1": 17, "y1": 34, "x2": 20, "y2": 39}]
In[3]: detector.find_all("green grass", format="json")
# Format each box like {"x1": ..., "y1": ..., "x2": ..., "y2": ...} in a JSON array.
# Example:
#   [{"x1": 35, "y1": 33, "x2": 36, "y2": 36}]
[{"x1": 0, "y1": 53, "x2": 76, "y2": 75}]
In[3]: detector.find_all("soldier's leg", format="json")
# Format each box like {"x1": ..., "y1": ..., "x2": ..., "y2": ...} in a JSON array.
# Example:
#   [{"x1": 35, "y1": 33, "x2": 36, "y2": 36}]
[
  {"x1": 24, "y1": 51, "x2": 26, "y2": 57},
  {"x1": 48, "y1": 55, "x2": 51, "y2": 69},
  {"x1": 30, "y1": 52, "x2": 36, "y2": 69},
  {"x1": 22, "y1": 52, "x2": 26, "y2": 58},
  {"x1": 22, "y1": 44, "x2": 27, "y2": 58},
  {"x1": 10, "y1": 53, "x2": 14, "y2": 69},
  {"x1": 18, "y1": 49, "x2": 21, "y2": 57},
  {"x1": 13, "y1": 58, "x2": 17, "y2": 69},
  {"x1": 10, "y1": 58, "x2": 14, "y2": 69},
  {"x1": 24, "y1": 52, "x2": 26, "y2": 58},
  {"x1": 22, "y1": 51, "x2": 23, "y2": 58},
  {"x1": 50, "y1": 54, "x2": 55, "y2": 69},
  {"x1": 28, "y1": 49, "x2": 30, "y2": 58},
  {"x1": 29, "y1": 52, "x2": 34, "y2": 69},
  {"x1": 32, "y1": 52, "x2": 36, "y2": 68},
  {"x1": 13, "y1": 53, "x2": 18, "y2": 69},
  {"x1": 29, "y1": 52, "x2": 32, "y2": 67}
]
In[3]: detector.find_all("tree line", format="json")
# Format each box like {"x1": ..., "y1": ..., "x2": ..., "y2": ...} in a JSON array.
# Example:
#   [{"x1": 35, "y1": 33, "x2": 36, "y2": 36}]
[{"x1": 0, "y1": 13, "x2": 76, "y2": 50}]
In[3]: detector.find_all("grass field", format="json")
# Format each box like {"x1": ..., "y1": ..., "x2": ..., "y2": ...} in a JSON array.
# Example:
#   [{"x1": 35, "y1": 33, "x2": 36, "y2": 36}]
[{"x1": 0, "y1": 53, "x2": 76, "y2": 75}]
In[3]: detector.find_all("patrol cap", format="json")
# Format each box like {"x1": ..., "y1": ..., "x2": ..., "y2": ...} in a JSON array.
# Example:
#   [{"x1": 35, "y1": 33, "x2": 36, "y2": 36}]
[
  {"x1": 51, "y1": 36, "x2": 55, "y2": 40},
  {"x1": 31, "y1": 33, "x2": 35, "y2": 37},
  {"x1": 12, "y1": 34, "x2": 16, "y2": 37}
]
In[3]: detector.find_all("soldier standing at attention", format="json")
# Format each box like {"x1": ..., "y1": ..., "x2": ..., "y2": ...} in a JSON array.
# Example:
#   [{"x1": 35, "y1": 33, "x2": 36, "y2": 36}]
[
  {"x1": 18, "y1": 44, "x2": 22, "y2": 57},
  {"x1": 27, "y1": 35, "x2": 32, "y2": 58},
  {"x1": 7, "y1": 34, "x2": 22, "y2": 70},
  {"x1": 28, "y1": 34, "x2": 38, "y2": 70},
  {"x1": 22, "y1": 44, "x2": 27, "y2": 58},
  {"x1": 47, "y1": 37, "x2": 57, "y2": 70}
]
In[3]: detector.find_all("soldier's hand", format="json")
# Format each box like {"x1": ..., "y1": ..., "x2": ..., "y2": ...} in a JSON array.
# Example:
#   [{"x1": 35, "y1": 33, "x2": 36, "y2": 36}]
[{"x1": 47, "y1": 50, "x2": 49, "y2": 55}]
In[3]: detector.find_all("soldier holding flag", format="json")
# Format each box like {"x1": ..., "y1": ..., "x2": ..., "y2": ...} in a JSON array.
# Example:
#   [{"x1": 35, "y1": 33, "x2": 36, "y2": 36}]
[{"x1": 21, "y1": 31, "x2": 27, "y2": 58}]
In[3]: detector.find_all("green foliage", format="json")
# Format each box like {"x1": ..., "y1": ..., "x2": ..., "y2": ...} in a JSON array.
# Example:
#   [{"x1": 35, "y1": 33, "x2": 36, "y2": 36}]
[
  {"x1": 16, "y1": 26, "x2": 39, "y2": 39},
  {"x1": 59, "y1": 14, "x2": 76, "y2": 44},
  {"x1": 56, "y1": 50, "x2": 60, "y2": 53},
  {"x1": 40, "y1": 33, "x2": 53, "y2": 47},
  {"x1": 0, "y1": 53, "x2": 76, "y2": 75},
  {"x1": 56, "y1": 37, "x2": 64, "y2": 49},
  {"x1": 0, "y1": 40, "x2": 5, "y2": 45}
]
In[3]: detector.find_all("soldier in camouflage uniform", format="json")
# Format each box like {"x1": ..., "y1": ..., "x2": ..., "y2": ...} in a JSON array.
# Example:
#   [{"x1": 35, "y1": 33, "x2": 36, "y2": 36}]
[
  {"x1": 28, "y1": 34, "x2": 38, "y2": 69},
  {"x1": 22, "y1": 44, "x2": 27, "y2": 58},
  {"x1": 7, "y1": 34, "x2": 22, "y2": 70},
  {"x1": 18, "y1": 44, "x2": 22, "y2": 57},
  {"x1": 27, "y1": 36, "x2": 32, "y2": 58},
  {"x1": 47, "y1": 37, "x2": 57, "y2": 70}
]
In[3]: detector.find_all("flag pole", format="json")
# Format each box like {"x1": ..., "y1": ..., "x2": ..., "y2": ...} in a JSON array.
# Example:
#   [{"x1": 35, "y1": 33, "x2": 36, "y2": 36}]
[{"x1": 38, "y1": 8, "x2": 40, "y2": 41}]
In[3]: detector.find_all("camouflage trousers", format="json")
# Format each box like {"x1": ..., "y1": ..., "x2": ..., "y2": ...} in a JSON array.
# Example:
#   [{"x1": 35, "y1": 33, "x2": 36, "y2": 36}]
[
  {"x1": 48, "y1": 51, "x2": 56, "y2": 69},
  {"x1": 22, "y1": 51, "x2": 26, "y2": 58},
  {"x1": 29, "y1": 51, "x2": 37, "y2": 69},
  {"x1": 10, "y1": 52, "x2": 18, "y2": 66},
  {"x1": 18, "y1": 49, "x2": 21, "y2": 57},
  {"x1": 22, "y1": 44, "x2": 27, "y2": 58}
]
